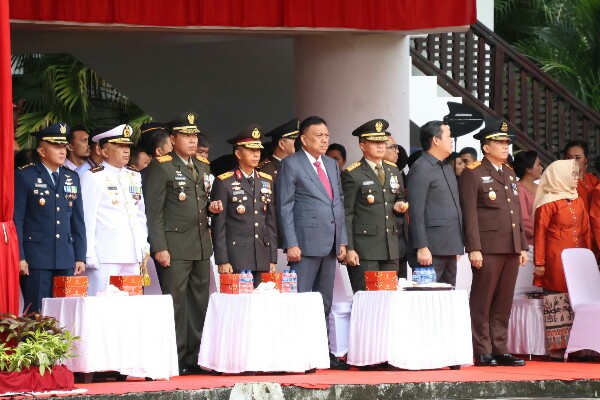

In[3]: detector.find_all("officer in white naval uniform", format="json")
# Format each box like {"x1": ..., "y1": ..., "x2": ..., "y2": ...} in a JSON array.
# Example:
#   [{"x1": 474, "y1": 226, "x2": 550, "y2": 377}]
[{"x1": 80, "y1": 124, "x2": 148, "y2": 295}]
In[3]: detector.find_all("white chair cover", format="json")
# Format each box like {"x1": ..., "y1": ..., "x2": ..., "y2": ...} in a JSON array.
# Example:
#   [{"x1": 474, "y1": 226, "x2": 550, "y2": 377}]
[{"x1": 561, "y1": 248, "x2": 600, "y2": 357}]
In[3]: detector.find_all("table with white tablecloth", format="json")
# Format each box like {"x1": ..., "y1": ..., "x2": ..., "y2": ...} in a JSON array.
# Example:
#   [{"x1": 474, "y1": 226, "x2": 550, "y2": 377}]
[
  {"x1": 347, "y1": 290, "x2": 473, "y2": 370},
  {"x1": 507, "y1": 296, "x2": 547, "y2": 356},
  {"x1": 41, "y1": 295, "x2": 179, "y2": 380},
  {"x1": 198, "y1": 292, "x2": 330, "y2": 373}
]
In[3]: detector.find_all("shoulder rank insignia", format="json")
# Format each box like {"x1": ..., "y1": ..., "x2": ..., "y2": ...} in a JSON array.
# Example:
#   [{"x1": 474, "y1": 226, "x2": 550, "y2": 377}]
[
  {"x1": 467, "y1": 161, "x2": 482, "y2": 170},
  {"x1": 345, "y1": 162, "x2": 361, "y2": 172},
  {"x1": 258, "y1": 159, "x2": 270, "y2": 168},
  {"x1": 503, "y1": 162, "x2": 513, "y2": 170},
  {"x1": 156, "y1": 155, "x2": 173, "y2": 163},
  {"x1": 258, "y1": 171, "x2": 272, "y2": 181},
  {"x1": 196, "y1": 156, "x2": 210, "y2": 165},
  {"x1": 218, "y1": 171, "x2": 234, "y2": 180},
  {"x1": 125, "y1": 165, "x2": 138, "y2": 172},
  {"x1": 384, "y1": 160, "x2": 397, "y2": 167},
  {"x1": 62, "y1": 165, "x2": 74, "y2": 172},
  {"x1": 17, "y1": 163, "x2": 34, "y2": 171},
  {"x1": 90, "y1": 165, "x2": 105, "y2": 173}
]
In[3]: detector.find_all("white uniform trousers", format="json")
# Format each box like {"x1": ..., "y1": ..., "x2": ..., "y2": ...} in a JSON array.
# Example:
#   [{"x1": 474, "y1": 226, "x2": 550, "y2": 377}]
[{"x1": 86, "y1": 263, "x2": 140, "y2": 296}]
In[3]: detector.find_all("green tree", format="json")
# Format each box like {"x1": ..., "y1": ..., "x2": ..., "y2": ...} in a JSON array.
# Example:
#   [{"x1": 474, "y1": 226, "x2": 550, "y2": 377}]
[
  {"x1": 12, "y1": 54, "x2": 151, "y2": 148},
  {"x1": 495, "y1": 0, "x2": 600, "y2": 111}
]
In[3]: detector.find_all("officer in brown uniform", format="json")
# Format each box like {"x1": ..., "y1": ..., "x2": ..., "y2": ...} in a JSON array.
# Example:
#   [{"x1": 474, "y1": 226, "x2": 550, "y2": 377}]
[
  {"x1": 211, "y1": 126, "x2": 277, "y2": 284},
  {"x1": 458, "y1": 119, "x2": 528, "y2": 367}
]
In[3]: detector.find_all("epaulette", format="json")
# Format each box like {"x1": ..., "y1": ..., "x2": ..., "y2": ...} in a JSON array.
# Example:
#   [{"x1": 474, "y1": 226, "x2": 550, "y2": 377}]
[
  {"x1": 91, "y1": 165, "x2": 105, "y2": 173},
  {"x1": 196, "y1": 156, "x2": 210, "y2": 165},
  {"x1": 258, "y1": 159, "x2": 270, "y2": 168},
  {"x1": 383, "y1": 160, "x2": 397, "y2": 167},
  {"x1": 156, "y1": 155, "x2": 172, "y2": 163},
  {"x1": 503, "y1": 163, "x2": 513, "y2": 170},
  {"x1": 258, "y1": 171, "x2": 272, "y2": 181},
  {"x1": 125, "y1": 165, "x2": 138, "y2": 172},
  {"x1": 17, "y1": 163, "x2": 34, "y2": 171},
  {"x1": 218, "y1": 171, "x2": 234, "y2": 180},
  {"x1": 467, "y1": 161, "x2": 482, "y2": 170},
  {"x1": 62, "y1": 165, "x2": 74, "y2": 172},
  {"x1": 345, "y1": 161, "x2": 361, "y2": 172}
]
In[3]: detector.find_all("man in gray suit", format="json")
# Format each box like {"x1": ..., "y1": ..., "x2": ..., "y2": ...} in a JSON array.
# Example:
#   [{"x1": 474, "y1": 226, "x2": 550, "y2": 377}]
[
  {"x1": 276, "y1": 116, "x2": 349, "y2": 370},
  {"x1": 407, "y1": 120, "x2": 464, "y2": 285}
]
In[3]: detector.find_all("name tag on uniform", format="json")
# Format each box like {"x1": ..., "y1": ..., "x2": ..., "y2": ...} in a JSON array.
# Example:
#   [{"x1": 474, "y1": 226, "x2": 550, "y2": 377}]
[
  {"x1": 362, "y1": 181, "x2": 375, "y2": 186},
  {"x1": 107, "y1": 186, "x2": 118, "y2": 190},
  {"x1": 233, "y1": 190, "x2": 244, "y2": 195},
  {"x1": 35, "y1": 183, "x2": 47, "y2": 188},
  {"x1": 175, "y1": 176, "x2": 186, "y2": 181}
]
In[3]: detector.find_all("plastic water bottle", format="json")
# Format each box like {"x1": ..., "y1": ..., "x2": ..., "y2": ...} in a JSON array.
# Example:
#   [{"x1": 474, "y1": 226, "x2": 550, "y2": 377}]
[
  {"x1": 238, "y1": 271, "x2": 245, "y2": 294},
  {"x1": 427, "y1": 267, "x2": 437, "y2": 284},
  {"x1": 247, "y1": 271, "x2": 254, "y2": 293},
  {"x1": 289, "y1": 269, "x2": 298, "y2": 293},
  {"x1": 282, "y1": 269, "x2": 291, "y2": 293},
  {"x1": 413, "y1": 268, "x2": 421, "y2": 284}
]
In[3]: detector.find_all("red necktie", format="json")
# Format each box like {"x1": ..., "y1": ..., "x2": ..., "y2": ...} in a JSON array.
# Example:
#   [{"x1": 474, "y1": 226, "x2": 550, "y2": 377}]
[{"x1": 314, "y1": 161, "x2": 333, "y2": 199}]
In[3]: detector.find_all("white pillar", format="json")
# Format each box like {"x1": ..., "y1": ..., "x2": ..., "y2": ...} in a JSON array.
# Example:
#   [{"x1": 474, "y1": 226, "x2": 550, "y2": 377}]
[{"x1": 295, "y1": 33, "x2": 410, "y2": 164}]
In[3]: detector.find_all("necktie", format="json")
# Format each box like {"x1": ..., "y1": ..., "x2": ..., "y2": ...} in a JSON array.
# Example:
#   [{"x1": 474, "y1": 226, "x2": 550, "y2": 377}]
[
  {"x1": 248, "y1": 176, "x2": 254, "y2": 190},
  {"x1": 314, "y1": 161, "x2": 333, "y2": 199},
  {"x1": 51, "y1": 171, "x2": 59, "y2": 189},
  {"x1": 375, "y1": 164, "x2": 385, "y2": 186},
  {"x1": 187, "y1": 162, "x2": 198, "y2": 183}
]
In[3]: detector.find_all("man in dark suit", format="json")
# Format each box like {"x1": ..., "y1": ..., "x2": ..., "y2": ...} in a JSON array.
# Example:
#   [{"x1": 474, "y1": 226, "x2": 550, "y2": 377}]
[
  {"x1": 407, "y1": 120, "x2": 464, "y2": 285},
  {"x1": 14, "y1": 123, "x2": 86, "y2": 313},
  {"x1": 276, "y1": 116, "x2": 349, "y2": 369},
  {"x1": 144, "y1": 111, "x2": 223, "y2": 375},
  {"x1": 211, "y1": 126, "x2": 277, "y2": 284},
  {"x1": 341, "y1": 119, "x2": 408, "y2": 292},
  {"x1": 459, "y1": 119, "x2": 528, "y2": 367}
]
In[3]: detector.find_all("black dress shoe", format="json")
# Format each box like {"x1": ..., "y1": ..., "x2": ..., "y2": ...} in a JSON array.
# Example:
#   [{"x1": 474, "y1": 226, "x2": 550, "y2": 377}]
[
  {"x1": 494, "y1": 354, "x2": 525, "y2": 366},
  {"x1": 178, "y1": 366, "x2": 191, "y2": 376},
  {"x1": 329, "y1": 353, "x2": 351, "y2": 370},
  {"x1": 474, "y1": 354, "x2": 498, "y2": 367}
]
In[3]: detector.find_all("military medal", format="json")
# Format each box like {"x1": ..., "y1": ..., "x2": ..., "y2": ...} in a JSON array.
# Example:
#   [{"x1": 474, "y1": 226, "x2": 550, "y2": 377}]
[
  {"x1": 39, "y1": 197, "x2": 45, "y2": 206},
  {"x1": 509, "y1": 176, "x2": 514, "y2": 181},
  {"x1": 69, "y1": 201, "x2": 73, "y2": 207},
  {"x1": 488, "y1": 190, "x2": 497, "y2": 201},
  {"x1": 112, "y1": 197, "x2": 119, "y2": 205},
  {"x1": 390, "y1": 175, "x2": 399, "y2": 194},
  {"x1": 236, "y1": 203, "x2": 246, "y2": 214},
  {"x1": 367, "y1": 194, "x2": 375, "y2": 204},
  {"x1": 179, "y1": 191, "x2": 186, "y2": 201}
]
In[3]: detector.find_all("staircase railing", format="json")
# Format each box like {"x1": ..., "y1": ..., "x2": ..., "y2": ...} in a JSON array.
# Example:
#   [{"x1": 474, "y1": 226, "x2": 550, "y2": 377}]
[{"x1": 410, "y1": 21, "x2": 600, "y2": 167}]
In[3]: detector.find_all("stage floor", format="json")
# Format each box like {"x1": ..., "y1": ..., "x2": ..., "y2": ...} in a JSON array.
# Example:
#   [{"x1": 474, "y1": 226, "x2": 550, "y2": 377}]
[{"x1": 58, "y1": 361, "x2": 600, "y2": 397}]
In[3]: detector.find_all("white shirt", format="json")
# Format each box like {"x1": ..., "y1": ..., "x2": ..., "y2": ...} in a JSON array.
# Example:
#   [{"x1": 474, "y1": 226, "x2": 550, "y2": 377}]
[
  {"x1": 303, "y1": 149, "x2": 329, "y2": 179},
  {"x1": 80, "y1": 161, "x2": 148, "y2": 264}
]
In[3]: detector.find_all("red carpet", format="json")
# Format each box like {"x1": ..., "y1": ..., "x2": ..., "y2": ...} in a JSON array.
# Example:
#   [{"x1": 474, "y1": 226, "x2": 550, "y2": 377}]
[{"x1": 31, "y1": 361, "x2": 600, "y2": 397}]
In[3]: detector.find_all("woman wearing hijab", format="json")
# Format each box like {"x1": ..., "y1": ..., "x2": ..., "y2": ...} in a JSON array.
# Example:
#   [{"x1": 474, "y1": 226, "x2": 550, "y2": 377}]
[{"x1": 533, "y1": 159, "x2": 591, "y2": 360}]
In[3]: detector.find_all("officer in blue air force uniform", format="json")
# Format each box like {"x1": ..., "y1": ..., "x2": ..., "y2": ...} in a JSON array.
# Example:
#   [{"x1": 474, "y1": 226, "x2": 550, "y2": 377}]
[{"x1": 14, "y1": 123, "x2": 86, "y2": 313}]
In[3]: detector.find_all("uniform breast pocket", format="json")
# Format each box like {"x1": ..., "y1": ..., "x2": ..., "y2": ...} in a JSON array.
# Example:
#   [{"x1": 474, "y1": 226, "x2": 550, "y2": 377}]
[
  {"x1": 355, "y1": 224, "x2": 376, "y2": 235},
  {"x1": 24, "y1": 231, "x2": 43, "y2": 243},
  {"x1": 360, "y1": 187, "x2": 379, "y2": 203},
  {"x1": 481, "y1": 186, "x2": 502, "y2": 208}
]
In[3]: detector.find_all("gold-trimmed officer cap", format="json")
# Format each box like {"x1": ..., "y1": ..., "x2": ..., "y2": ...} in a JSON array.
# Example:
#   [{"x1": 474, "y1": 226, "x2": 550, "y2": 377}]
[
  {"x1": 93, "y1": 124, "x2": 134, "y2": 145},
  {"x1": 168, "y1": 111, "x2": 200, "y2": 134},
  {"x1": 30, "y1": 123, "x2": 70, "y2": 144},
  {"x1": 473, "y1": 118, "x2": 513, "y2": 142},
  {"x1": 352, "y1": 119, "x2": 390, "y2": 142},
  {"x1": 227, "y1": 125, "x2": 264, "y2": 149},
  {"x1": 140, "y1": 122, "x2": 167, "y2": 137},
  {"x1": 265, "y1": 118, "x2": 300, "y2": 142}
]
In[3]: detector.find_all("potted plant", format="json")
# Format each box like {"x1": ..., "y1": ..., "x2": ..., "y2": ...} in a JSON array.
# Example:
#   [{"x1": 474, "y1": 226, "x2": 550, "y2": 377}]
[{"x1": 0, "y1": 312, "x2": 78, "y2": 394}]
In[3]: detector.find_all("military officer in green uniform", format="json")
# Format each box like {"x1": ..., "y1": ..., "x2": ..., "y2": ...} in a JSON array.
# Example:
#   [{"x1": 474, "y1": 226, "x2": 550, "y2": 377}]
[
  {"x1": 211, "y1": 126, "x2": 277, "y2": 285},
  {"x1": 143, "y1": 111, "x2": 223, "y2": 375},
  {"x1": 341, "y1": 119, "x2": 409, "y2": 292}
]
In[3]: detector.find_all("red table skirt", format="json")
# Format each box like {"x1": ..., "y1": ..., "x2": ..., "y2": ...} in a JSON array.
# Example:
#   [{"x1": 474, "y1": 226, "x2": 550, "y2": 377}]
[{"x1": 0, "y1": 365, "x2": 74, "y2": 394}]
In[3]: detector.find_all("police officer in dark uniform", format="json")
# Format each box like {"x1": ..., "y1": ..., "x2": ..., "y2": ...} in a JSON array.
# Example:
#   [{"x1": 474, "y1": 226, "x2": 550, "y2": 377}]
[
  {"x1": 211, "y1": 126, "x2": 277, "y2": 285},
  {"x1": 459, "y1": 119, "x2": 528, "y2": 367},
  {"x1": 14, "y1": 123, "x2": 86, "y2": 313},
  {"x1": 341, "y1": 119, "x2": 409, "y2": 292},
  {"x1": 143, "y1": 111, "x2": 223, "y2": 375},
  {"x1": 257, "y1": 118, "x2": 299, "y2": 179}
]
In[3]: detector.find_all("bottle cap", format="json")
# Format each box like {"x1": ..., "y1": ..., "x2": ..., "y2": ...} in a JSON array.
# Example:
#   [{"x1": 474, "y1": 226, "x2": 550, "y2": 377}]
[
  {"x1": 290, "y1": 269, "x2": 296, "y2": 273},
  {"x1": 284, "y1": 269, "x2": 289, "y2": 273}
]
